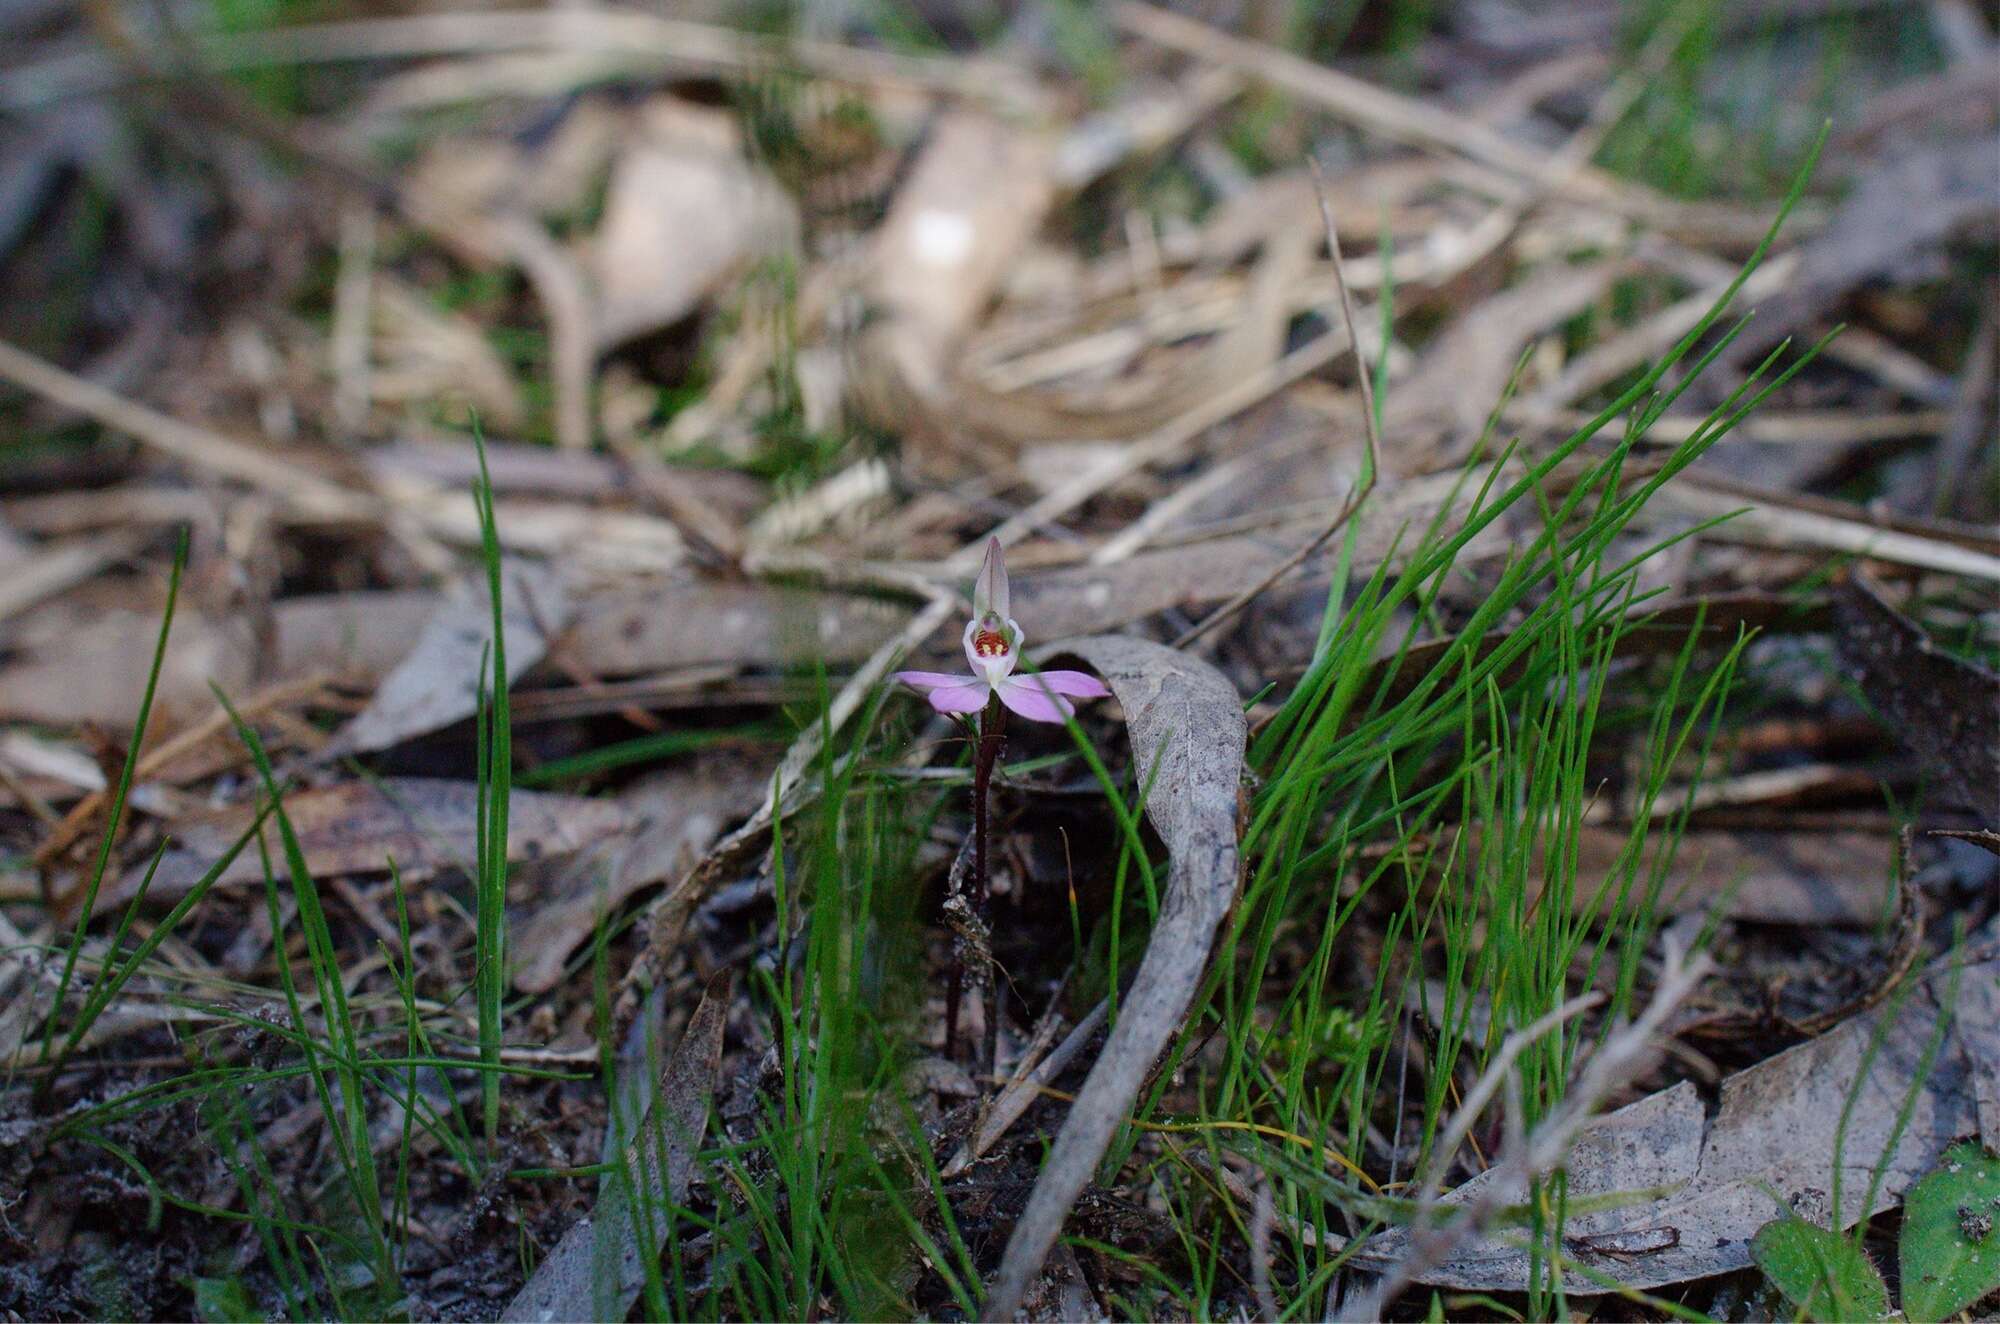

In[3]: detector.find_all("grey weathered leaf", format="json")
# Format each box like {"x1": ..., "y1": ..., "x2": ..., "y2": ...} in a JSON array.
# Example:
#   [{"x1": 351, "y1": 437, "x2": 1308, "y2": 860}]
[
  {"x1": 327, "y1": 559, "x2": 568, "y2": 757},
  {"x1": 982, "y1": 635, "x2": 1246, "y2": 1321},
  {"x1": 501, "y1": 971, "x2": 731, "y2": 1323},
  {"x1": 1346, "y1": 925, "x2": 2000, "y2": 1293},
  {"x1": 92, "y1": 778, "x2": 628, "y2": 919}
]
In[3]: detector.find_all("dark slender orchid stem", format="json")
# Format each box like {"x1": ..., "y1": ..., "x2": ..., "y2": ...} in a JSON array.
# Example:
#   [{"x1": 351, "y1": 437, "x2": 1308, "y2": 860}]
[
  {"x1": 946, "y1": 696, "x2": 1007, "y2": 1060},
  {"x1": 973, "y1": 695, "x2": 1006, "y2": 901}
]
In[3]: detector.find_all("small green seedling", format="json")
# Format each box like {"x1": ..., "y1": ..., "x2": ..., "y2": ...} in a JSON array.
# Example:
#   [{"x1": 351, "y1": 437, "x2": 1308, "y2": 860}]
[
  {"x1": 1750, "y1": 1211, "x2": 1891, "y2": 1321},
  {"x1": 1752, "y1": 1143, "x2": 2000, "y2": 1322},
  {"x1": 1899, "y1": 1142, "x2": 2000, "y2": 1322}
]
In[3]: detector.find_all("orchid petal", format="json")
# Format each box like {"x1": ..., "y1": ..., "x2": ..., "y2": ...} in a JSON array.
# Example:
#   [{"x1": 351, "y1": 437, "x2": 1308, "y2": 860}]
[
  {"x1": 971, "y1": 536, "x2": 1009, "y2": 623},
  {"x1": 995, "y1": 676, "x2": 1074, "y2": 723},
  {"x1": 962, "y1": 619, "x2": 984, "y2": 675},
  {"x1": 926, "y1": 682, "x2": 991, "y2": 715},
  {"x1": 895, "y1": 669, "x2": 980, "y2": 694},
  {"x1": 1019, "y1": 669, "x2": 1110, "y2": 699}
]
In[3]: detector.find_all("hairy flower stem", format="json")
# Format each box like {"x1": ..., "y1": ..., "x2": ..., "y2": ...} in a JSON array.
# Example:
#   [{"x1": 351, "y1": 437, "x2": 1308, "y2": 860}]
[
  {"x1": 947, "y1": 696, "x2": 1007, "y2": 1059},
  {"x1": 973, "y1": 695, "x2": 1006, "y2": 901}
]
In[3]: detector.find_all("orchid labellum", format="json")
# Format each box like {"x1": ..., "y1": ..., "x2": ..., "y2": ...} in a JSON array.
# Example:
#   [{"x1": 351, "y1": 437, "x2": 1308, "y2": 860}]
[{"x1": 894, "y1": 538, "x2": 1110, "y2": 721}]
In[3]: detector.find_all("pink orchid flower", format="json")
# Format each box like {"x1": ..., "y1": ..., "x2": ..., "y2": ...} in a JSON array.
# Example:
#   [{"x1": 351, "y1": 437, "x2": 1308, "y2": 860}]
[{"x1": 894, "y1": 538, "x2": 1111, "y2": 723}]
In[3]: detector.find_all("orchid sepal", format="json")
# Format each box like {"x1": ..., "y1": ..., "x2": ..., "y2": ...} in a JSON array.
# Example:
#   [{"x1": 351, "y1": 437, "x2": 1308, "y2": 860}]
[{"x1": 971, "y1": 536, "x2": 1009, "y2": 623}]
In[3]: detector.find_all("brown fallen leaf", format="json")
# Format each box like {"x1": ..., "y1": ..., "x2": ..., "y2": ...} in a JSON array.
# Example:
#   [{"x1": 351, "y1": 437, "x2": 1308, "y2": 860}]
[
  {"x1": 501, "y1": 970, "x2": 731, "y2": 1323},
  {"x1": 88, "y1": 777, "x2": 629, "y2": 920},
  {"x1": 1835, "y1": 572, "x2": 2000, "y2": 817},
  {"x1": 1568, "y1": 827, "x2": 1896, "y2": 927},
  {"x1": 983, "y1": 635, "x2": 1247, "y2": 1321},
  {"x1": 854, "y1": 109, "x2": 1057, "y2": 463},
  {"x1": 269, "y1": 589, "x2": 441, "y2": 684},
  {"x1": 1344, "y1": 922, "x2": 2000, "y2": 1293},
  {"x1": 589, "y1": 111, "x2": 798, "y2": 351},
  {"x1": 566, "y1": 580, "x2": 908, "y2": 675},
  {"x1": 0, "y1": 603, "x2": 255, "y2": 731}
]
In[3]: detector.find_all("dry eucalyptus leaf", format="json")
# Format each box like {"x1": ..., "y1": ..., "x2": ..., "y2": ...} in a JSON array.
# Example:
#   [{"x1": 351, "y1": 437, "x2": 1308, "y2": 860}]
[
  {"x1": 984, "y1": 635, "x2": 1246, "y2": 1321},
  {"x1": 1568, "y1": 827, "x2": 1896, "y2": 927},
  {"x1": 511, "y1": 756, "x2": 770, "y2": 994},
  {"x1": 568, "y1": 581, "x2": 907, "y2": 675},
  {"x1": 270, "y1": 589, "x2": 441, "y2": 685},
  {"x1": 1835, "y1": 572, "x2": 2000, "y2": 817},
  {"x1": 0, "y1": 602, "x2": 253, "y2": 732}
]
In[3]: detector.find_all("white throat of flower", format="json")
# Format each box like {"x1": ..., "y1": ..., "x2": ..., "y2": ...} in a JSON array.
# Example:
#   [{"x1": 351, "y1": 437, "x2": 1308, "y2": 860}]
[{"x1": 964, "y1": 613, "x2": 1022, "y2": 688}]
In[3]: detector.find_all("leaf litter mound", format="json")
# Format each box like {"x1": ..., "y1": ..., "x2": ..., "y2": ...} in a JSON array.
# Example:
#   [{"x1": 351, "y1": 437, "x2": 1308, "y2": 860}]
[{"x1": 0, "y1": 2, "x2": 1996, "y2": 1320}]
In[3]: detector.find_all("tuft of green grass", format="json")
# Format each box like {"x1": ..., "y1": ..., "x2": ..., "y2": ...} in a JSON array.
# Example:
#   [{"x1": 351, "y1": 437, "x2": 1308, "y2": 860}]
[
  {"x1": 227, "y1": 701, "x2": 398, "y2": 1311},
  {"x1": 39, "y1": 529, "x2": 188, "y2": 1073},
  {"x1": 25, "y1": 448, "x2": 594, "y2": 1318},
  {"x1": 1085, "y1": 136, "x2": 1833, "y2": 1317}
]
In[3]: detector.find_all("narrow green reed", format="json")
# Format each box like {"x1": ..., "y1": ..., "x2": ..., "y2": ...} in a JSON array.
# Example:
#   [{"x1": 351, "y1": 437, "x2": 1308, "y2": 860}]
[
  {"x1": 225, "y1": 699, "x2": 398, "y2": 1308},
  {"x1": 40, "y1": 527, "x2": 187, "y2": 1068},
  {"x1": 472, "y1": 427, "x2": 513, "y2": 1151}
]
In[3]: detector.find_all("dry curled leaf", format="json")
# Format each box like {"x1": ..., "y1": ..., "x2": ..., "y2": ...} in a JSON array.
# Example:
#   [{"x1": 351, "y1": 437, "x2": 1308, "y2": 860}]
[{"x1": 983, "y1": 634, "x2": 1246, "y2": 1321}]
